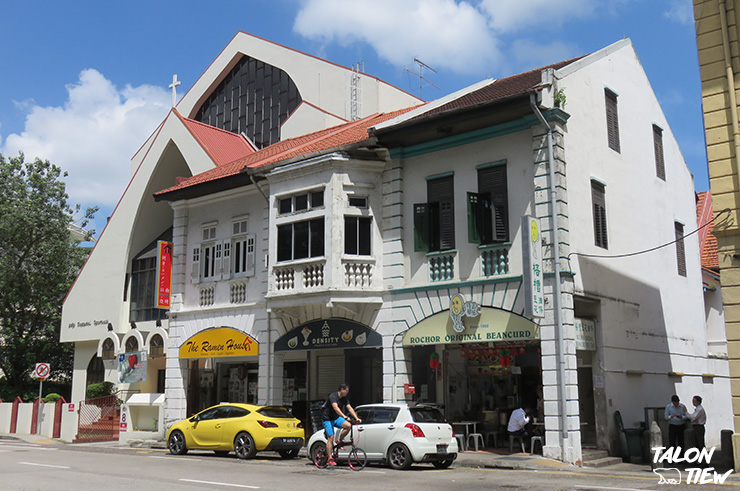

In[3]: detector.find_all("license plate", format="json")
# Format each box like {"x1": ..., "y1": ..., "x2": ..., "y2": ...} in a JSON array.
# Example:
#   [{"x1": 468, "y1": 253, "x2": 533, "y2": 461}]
[
  {"x1": 436, "y1": 444, "x2": 448, "y2": 454},
  {"x1": 283, "y1": 438, "x2": 298, "y2": 444}
]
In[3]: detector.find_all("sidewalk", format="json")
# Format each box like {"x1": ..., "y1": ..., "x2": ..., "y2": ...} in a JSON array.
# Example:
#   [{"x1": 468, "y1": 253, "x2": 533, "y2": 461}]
[{"x1": 3, "y1": 432, "x2": 738, "y2": 481}]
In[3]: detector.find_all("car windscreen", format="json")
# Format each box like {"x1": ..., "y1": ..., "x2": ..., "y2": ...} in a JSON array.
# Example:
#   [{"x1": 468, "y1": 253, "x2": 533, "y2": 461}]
[
  {"x1": 410, "y1": 407, "x2": 447, "y2": 423},
  {"x1": 257, "y1": 406, "x2": 294, "y2": 418}
]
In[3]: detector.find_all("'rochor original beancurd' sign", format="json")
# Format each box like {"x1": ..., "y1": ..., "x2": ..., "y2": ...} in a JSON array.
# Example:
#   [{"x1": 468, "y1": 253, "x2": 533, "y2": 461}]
[
  {"x1": 179, "y1": 327, "x2": 259, "y2": 359},
  {"x1": 403, "y1": 306, "x2": 539, "y2": 347}
]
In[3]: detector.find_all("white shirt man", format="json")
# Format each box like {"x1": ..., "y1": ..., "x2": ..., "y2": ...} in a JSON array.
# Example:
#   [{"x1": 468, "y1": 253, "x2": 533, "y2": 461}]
[{"x1": 507, "y1": 407, "x2": 531, "y2": 433}]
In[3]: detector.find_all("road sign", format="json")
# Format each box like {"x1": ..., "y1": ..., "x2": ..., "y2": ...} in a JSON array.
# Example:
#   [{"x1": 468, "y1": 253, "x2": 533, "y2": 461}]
[{"x1": 35, "y1": 363, "x2": 50, "y2": 379}]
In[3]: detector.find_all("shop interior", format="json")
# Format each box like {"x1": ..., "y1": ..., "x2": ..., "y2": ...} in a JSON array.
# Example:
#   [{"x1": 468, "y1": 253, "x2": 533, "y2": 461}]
[{"x1": 411, "y1": 342, "x2": 542, "y2": 446}]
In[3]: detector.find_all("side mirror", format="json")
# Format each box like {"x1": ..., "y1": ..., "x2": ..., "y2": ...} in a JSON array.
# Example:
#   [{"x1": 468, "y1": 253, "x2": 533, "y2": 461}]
[{"x1": 189, "y1": 415, "x2": 198, "y2": 423}]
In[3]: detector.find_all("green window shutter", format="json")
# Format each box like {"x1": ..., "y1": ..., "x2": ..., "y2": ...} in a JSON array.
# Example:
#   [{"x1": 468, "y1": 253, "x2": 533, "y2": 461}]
[
  {"x1": 478, "y1": 165, "x2": 507, "y2": 243},
  {"x1": 467, "y1": 192, "x2": 482, "y2": 244},
  {"x1": 414, "y1": 203, "x2": 430, "y2": 252}
]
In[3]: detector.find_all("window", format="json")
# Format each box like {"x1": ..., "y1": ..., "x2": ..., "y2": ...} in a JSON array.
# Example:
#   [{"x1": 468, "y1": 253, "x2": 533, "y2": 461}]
[
  {"x1": 277, "y1": 218, "x2": 325, "y2": 262},
  {"x1": 591, "y1": 181, "x2": 608, "y2": 249},
  {"x1": 102, "y1": 339, "x2": 115, "y2": 359},
  {"x1": 605, "y1": 89, "x2": 620, "y2": 153},
  {"x1": 348, "y1": 196, "x2": 368, "y2": 208},
  {"x1": 468, "y1": 164, "x2": 508, "y2": 244},
  {"x1": 125, "y1": 337, "x2": 139, "y2": 352},
  {"x1": 130, "y1": 256, "x2": 167, "y2": 322},
  {"x1": 675, "y1": 222, "x2": 686, "y2": 276},
  {"x1": 653, "y1": 125, "x2": 665, "y2": 180},
  {"x1": 230, "y1": 219, "x2": 256, "y2": 278},
  {"x1": 149, "y1": 334, "x2": 164, "y2": 357},
  {"x1": 277, "y1": 189, "x2": 324, "y2": 215},
  {"x1": 414, "y1": 174, "x2": 455, "y2": 252},
  {"x1": 345, "y1": 216, "x2": 372, "y2": 255},
  {"x1": 191, "y1": 224, "x2": 223, "y2": 283}
]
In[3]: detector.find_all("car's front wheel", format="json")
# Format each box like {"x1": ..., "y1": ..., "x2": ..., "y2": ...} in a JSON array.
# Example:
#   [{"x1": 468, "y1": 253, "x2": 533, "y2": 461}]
[
  {"x1": 168, "y1": 430, "x2": 188, "y2": 455},
  {"x1": 432, "y1": 459, "x2": 453, "y2": 469},
  {"x1": 234, "y1": 432, "x2": 257, "y2": 459},
  {"x1": 388, "y1": 442, "x2": 413, "y2": 470},
  {"x1": 278, "y1": 448, "x2": 300, "y2": 459}
]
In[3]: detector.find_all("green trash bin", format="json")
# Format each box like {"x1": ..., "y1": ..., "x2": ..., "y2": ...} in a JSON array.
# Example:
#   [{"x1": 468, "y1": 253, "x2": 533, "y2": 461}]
[{"x1": 615, "y1": 411, "x2": 643, "y2": 463}]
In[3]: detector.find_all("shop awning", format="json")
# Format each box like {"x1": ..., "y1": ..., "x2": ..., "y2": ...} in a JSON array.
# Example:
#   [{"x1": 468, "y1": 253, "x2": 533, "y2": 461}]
[
  {"x1": 402, "y1": 308, "x2": 539, "y2": 347},
  {"x1": 179, "y1": 327, "x2": 259, "y2": 358}
]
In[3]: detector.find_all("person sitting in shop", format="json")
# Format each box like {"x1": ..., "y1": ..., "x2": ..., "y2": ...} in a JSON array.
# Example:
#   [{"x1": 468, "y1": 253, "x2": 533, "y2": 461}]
[{"x1": 507, "y1": 405, "x2": 532, "y2": 451}]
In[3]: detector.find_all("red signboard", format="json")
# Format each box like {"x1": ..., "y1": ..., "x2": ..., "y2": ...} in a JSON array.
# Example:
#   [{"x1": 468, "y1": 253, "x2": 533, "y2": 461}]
[
  {"x1": 404, "y1": 383, "x2": 415, "y2": 395},
  {"x1": 156, "y1": 241, "x2": 173, "y2": 309}
]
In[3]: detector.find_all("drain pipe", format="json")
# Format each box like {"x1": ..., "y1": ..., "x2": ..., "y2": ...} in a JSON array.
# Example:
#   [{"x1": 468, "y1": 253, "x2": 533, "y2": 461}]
[
  {"x1": 391, "y1": 331, "x2": 404, "y2": 403},
  {"x1": 719, "y1": 1, "x2": 740, "y2": 190},
  {"x1": 530, "y1": 93, "x2": 569, "y2": 459}
]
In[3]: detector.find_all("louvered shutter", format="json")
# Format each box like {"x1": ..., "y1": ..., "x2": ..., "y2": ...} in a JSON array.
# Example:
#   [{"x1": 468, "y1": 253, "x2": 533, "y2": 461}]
[
  {"x1": 190, "y1": 247, "x2": 200, "y2": 284},
  {"x1": 653, "y1": 125, "x2": 665, "y2": 180},
  {"x1": 605, "y1": 90, "x2": 620, "y2": 153},
  {"x1": 427, "y1": 176, "x2": 454, "y2": 250},
  {"x1": 246, "y1": 234, "x2": 256, "y2": 276},
  {"x1": 675, "y1": 222, "x2": 686, "y2": 276},
  {"x1": 222, "y1": 241, "x2": 231, "y2": 280},
  {"x1": 478, "y1": 165, "x2": 508, "y2": 242},
  {"x1": 591, "y1": 181, "x2": 608, "y2": 249},
  {"x1": 214, "y1": 240, "x2": 223, "y2": 280}
]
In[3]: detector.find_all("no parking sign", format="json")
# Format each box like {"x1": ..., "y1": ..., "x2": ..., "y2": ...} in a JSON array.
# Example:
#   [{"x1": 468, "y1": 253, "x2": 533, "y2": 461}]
[{"x1": 34, "y1": 363, "x2": 50, "y2": 379}]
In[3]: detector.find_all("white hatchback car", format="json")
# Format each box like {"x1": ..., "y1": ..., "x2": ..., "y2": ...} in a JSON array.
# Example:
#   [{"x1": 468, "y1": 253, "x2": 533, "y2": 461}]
[{"x1": 307, "y1": 403, "x2": 458, "y2": 469}]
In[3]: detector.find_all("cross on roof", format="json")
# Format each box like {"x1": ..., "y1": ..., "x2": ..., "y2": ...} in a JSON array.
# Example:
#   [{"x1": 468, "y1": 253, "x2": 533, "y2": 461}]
[{"x1": 169, "y1": 74, "x2": 181, "y2": 107}]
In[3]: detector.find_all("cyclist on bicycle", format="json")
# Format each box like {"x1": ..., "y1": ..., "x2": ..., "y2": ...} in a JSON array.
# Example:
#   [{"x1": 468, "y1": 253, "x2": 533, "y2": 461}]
[{"x1": 321, "y1": 383, "x2": 361, "y2": 466}]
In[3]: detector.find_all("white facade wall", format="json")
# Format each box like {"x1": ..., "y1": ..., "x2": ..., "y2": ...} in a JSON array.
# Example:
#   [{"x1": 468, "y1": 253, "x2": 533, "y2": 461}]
[{"x1": 558, "y1": 41, "x2": 731, "y2": 449}]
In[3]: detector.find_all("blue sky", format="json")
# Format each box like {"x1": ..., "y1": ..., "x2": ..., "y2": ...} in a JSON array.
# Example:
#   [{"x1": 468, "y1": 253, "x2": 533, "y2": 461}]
[{"x1": 0, "y1": 0, "x2": 702, "y2": 237}]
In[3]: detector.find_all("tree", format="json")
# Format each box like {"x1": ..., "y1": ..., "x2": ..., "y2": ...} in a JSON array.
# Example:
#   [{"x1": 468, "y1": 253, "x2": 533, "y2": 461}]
[{"x1": 0, "y1": 153, "x2": 97, "y2": 400}]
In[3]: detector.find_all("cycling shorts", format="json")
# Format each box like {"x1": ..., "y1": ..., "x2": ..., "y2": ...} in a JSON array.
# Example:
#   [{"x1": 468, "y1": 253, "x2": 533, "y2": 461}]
[{"x1": 322, "y1": 416, "x2": 347, "y2": 437}]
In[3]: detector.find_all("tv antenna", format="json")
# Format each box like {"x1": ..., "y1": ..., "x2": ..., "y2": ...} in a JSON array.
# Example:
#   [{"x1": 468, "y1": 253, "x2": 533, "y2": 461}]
[{"x1": 404, "y1": 57, "x2": 439, "y2": 100}]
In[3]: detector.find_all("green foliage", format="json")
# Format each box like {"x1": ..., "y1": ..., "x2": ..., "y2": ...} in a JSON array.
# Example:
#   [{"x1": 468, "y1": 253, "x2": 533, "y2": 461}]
[
  {"x1": 43, "y1": 393, "x2": 62, "y2": 403},
  {"x1": 85, "y1": 381, "x2": 115, "y2": 399},
  {"x1": 0, "y1": 153, "x2": 97, "y2": 397},
  {"x1": 554, "y1": 88, "x2": 567, "y2": 108}
]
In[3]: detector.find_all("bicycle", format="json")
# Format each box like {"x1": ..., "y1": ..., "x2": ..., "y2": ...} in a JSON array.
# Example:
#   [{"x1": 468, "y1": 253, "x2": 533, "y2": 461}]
[{"x1": 313, "y1": 420, "x2": 367, "y2": 470}]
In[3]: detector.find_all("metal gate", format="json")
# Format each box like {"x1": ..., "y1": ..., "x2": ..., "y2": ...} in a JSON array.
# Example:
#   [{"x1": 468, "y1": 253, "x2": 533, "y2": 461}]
[{"x1": 75, "y1": 395, "x2": 119, "y2": 443}]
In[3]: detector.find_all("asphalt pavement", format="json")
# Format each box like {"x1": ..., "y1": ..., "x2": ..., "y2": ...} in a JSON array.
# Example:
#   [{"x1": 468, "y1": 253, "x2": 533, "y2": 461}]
[{"x1": 3, "y1": 432, "x2": 739, "y2": 483}]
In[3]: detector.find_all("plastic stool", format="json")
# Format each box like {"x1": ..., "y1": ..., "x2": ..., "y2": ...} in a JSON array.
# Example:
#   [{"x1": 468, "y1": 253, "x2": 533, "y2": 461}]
[
  {"x1": 468, "y1": 433, "x2": 484, "y2": 451},
  {"x1": 509, "y1": 434, "x2": 526, "y2": 453},
  {"x1": 455, "y1": 434, "x2": 466, "y2": 452},
  {"x1": 485, "y1": 431, "x2": 498, "y2": 448},
  {"x1": 530, "y1": 435, "x2": 544, "y2": 454}
]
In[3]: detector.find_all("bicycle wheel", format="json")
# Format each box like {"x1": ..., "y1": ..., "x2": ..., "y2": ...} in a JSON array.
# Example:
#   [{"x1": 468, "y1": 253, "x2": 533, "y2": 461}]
[
  {"x1": 313, "y1": 445, "x2": 328, "y2": 468},
  {"x1": 347, "y1": 447, "x2": 367, "y2": 471}
]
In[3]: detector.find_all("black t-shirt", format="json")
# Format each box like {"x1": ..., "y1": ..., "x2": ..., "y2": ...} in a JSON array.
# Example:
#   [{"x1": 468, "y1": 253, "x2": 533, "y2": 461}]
[{"x1": 321, "y1": 392, "x2": 349, "y2": 421}]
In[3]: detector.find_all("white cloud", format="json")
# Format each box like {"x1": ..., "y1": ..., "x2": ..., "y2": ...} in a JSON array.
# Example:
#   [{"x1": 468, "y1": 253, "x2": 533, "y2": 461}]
[
  {"x1": 1, "y1": 69, "x2": 170, "y2": 213},
  {"x1": 294, "y1": 0, "x2": 503, "y2": 74},
  {"x1": 479, "y1": 0, "x2": 596, "y2": 33},
  {"x1": 509, "y1": 39, "x2": 580, "y2": 71},
  {"x1": 664, "y1": 0, "x2": 694, "y2": 25}
]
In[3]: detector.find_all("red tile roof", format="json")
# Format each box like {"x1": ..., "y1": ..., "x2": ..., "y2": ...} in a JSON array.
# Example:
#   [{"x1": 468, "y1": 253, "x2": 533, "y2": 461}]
[
  {"x1": 696, "y1": 191, "x2": 719, "y2": 270},
  {"x1": 156, "y1": 106, "x2": 422, "y2": 196},
  {"x1": 177, "y1": 110, "x2": 256, "y2": 165},
  {"x1": 406, "y1": 57, "x2": 584, "y2": 121}
]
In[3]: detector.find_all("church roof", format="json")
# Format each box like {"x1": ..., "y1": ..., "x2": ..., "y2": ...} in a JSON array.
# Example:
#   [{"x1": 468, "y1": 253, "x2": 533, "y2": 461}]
[
  {"x1": 176, "y1": 110, "x2": 256, "y2": 165},
  {"x1": 696, "y1": 191, "x2": 719, "y2": 271},
  {"x1": 155, "y1": 105, "x2": 422, "y2": 199}
]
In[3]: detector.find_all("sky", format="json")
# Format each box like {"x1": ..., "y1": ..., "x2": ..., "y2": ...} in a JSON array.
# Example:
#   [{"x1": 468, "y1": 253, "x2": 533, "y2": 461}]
[{"x1": 0, "y1": 0, "x2": 703, "y2": 239}]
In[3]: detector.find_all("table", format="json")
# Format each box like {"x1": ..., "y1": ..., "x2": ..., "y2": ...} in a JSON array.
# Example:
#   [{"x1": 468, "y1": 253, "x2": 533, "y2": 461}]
[{"x1": 452, "y1": 421, "x2": 480, "y2": 451}]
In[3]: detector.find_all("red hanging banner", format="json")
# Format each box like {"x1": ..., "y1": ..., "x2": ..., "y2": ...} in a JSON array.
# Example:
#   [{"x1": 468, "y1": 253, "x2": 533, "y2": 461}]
[{"x1": 156, "y1": 241, "x2": 173, "y2": 309}]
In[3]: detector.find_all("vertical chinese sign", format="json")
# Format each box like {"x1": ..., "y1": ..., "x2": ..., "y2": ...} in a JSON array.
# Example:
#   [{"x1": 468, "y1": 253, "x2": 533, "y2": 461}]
[
  {"x1": 156, "y1": 241, "x2": 173, "y2": 309},
  {"x1": 522, "y1": 216, "x2": 544, "y2": 318}
]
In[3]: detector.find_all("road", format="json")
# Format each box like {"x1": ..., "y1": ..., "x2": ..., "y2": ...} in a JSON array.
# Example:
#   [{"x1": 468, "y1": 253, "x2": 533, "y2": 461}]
[{"x1": 0, "y1": 439, "x2": 734, "y2": 490}]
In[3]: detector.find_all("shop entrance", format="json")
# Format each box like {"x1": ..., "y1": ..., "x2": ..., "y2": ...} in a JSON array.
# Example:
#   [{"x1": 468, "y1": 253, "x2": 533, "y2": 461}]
[{"x1": 345, "y1": 348, "x2": 382, "y2": 407}]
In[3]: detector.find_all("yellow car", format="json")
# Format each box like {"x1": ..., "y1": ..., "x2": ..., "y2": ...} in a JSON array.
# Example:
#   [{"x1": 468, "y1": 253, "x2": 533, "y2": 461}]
[{"x1": 166, "y1": 403, "x2": 304, "y2": 459}]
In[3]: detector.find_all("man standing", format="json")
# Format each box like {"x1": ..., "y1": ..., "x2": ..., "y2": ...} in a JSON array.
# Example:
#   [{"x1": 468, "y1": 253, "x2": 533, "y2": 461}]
[
  {"x1": 689, "y1": 395, "x2": 707, "y2": 451},
  {"x1": 507, "y1": 405, "x2": 531, "y2": 452},
  {"x1": 665, "y1": 395, "x2": 689, "y2": 449},
  {"x1": 321, "y1": 384, "x2": 361, "y2": 466}
]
